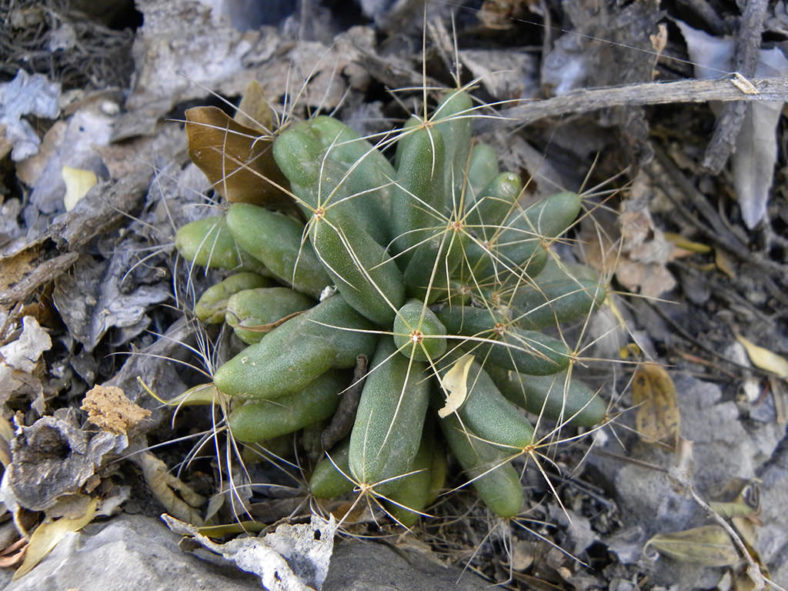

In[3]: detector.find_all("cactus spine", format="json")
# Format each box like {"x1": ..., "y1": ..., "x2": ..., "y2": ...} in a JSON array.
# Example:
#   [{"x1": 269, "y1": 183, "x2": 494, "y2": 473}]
[{"x1": 175, "y1": 88, "x2": 607, "y2": 520}]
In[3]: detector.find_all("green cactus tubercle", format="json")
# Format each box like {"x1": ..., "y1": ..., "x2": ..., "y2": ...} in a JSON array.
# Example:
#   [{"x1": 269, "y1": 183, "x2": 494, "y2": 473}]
[{"x1": 175, "y1": 89, "x2": 607, "y2": 520}]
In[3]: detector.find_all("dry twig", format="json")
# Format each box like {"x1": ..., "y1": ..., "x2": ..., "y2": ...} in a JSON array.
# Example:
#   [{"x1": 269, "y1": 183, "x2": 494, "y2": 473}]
[
  {"x1": 483, "y1": 76, "x2": 788, "y2": 131},
  {"x1": 702, "y1": 0, "x2": 770, "y2": 172}
]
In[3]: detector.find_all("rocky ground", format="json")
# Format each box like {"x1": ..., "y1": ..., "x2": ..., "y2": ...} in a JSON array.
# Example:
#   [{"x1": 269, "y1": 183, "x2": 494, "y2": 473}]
[{"x1": 1, "y1": 0, "x2": 787, "y2": 589}]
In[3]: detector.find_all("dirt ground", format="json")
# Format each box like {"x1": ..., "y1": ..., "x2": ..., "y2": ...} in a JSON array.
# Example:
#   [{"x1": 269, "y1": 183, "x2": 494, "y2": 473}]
[{"x1": 1, "y1": 0, "x2": 787, "y2": 589}]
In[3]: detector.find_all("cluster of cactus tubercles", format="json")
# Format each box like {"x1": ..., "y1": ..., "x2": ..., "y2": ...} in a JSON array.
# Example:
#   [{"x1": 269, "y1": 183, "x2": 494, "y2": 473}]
[{"x1": 174, "y1": 88, "x2": 607, "y2": 524}]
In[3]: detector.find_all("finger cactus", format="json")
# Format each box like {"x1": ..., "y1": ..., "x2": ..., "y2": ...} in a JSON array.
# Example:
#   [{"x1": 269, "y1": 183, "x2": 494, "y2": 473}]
[{"x1": 175, "y1": 88, "x2": 608, "y2": 522}]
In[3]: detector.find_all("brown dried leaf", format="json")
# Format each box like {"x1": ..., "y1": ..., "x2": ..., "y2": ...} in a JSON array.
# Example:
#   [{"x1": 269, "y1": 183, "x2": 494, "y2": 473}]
[
  {"x1": 136, "y1": 452, "x2": 205, "y2": 525},
  {"x1": 81, "y1": 385, "x2": 151, "y2": 435},
  {"x1": 185, "y1": 106, "x2": 289, "y2": 207},
  {"x1": 16, "y1": 121, "x2": 66, "y2": 187},
  {"x1": 735, "y1": 334, "x2": 788, "y2": 380},
  {"x1": 234, "y1": 80, "x2": 272, "y2": 133},
  {"x1": 0, "y1": 415, "x2": 13, "y2": 467},
  {"x1": 711, "y1": 479, "x2": 760, "y2": 521},
  {"x1": 578, "y1": 184, "x2": 677, "y2": 298},
  {"x1": 0, "y1": 246, "x2": 40, "y2": 299},
  {"x1": 0, "y1": 538, "x2": 28, "y2": 568},
  {"x1": 632, "y1": 362, "x2": 680, "y2": 448},
  {"x1": 646, "y1": 525, "x2": 740, "y2": 567},
  {"x1": 13, "y1": 498, "x2": 98, "y2": 580}
]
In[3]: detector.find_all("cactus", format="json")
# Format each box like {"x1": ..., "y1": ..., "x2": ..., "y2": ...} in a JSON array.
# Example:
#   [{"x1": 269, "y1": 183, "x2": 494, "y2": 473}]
[{"x1": 175, "y1": 88, "x2": 608, "y2": 522}]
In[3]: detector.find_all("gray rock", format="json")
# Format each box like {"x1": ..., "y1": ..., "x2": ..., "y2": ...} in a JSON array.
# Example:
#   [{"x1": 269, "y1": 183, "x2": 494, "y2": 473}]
[
  {"x1": 5, "y1": 514, "x2": 261, "y2": 591},
  {"x1": 323, "y1": 538, "x2": 489, "y2": 591},
  {"x1": 4, "y1": 514, "x2": 490, "y2": 590},
  {"x1": 613, "y1": 460, "x2": 699, "y2": 537},
  {"x1": 674, "y1": 374, "x2": 756, "y2": 491},
  {"x1": 596, "y1": 373, "x2": 786, "y2": 589},
  {"x1": 757, "y1": 441, "x2": 788, "y2": 588}
]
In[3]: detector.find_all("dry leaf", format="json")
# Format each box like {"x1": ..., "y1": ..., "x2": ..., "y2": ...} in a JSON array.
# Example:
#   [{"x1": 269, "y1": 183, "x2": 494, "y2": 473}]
[
  {"x1": 185, "y1": 106, "x2": 289, "y2": 207},
  {"x1": 0, "y1": 70, "x2": 60, "y2": 161},
  {"x1": 710, "y1": 500, "x2": 759, "y2": 520},
  {"x1": 478, "y1": 0, "x2": 518, "y2": 30},
  {"x1": 580, "y1": 183, "x2": 677, "y2": 299},
  {"x1": 675, "y1": 21, "x2": 788, "y2": 229},
  {"x1": 135, "y1": 452, "x2": 205, "y2": 525},
  {"x1": 649, "y1": 22, "x2": 668, "y2": 60},
  {"x1": 234, "y1": 80, "x2": 272, "y2": 133},
  {"x1": 194, "y1": 521, "x2": 266, "y2": 538},
  {"x1": 735, "y1": 334, "x2": 788, "y2": 380},
  {"x1": 709, "y1": 480, "x2": 766, "y2": 576},
  {"x1": 714, "y1": 248, "x2": 737, "y2": 280},
  {"x1": 731, "y1": 82, "x2": 783, "y2": 228},
  {"x1": 632, "y1": 362, "x2": 680, "y2": 448},
  {"x1": 61, "y1": 166, "x2": 97, "y2": 211},
  {"x1": 0, "y1": 538, "x2": 28, "y2": 568},
  {"x1": 645, "y1": 525, "x2": 740, "y2": 567},
  {"x1": 0, "y1": 415, "x2": 13, "y2": 467},
  {"x1": 0, "y1": 315, "x2": 52, "y2": 408},
  {"x1": 438, "y1": 354, "x2": 475, "y2": 418},
  {"x1": 663, "y1": 232, "x2": 712, "y2": 254},
  {"x1": 13, "y1": 498, "x2": 98, "y2": 580},
  {"x1": 710, "y1": 479, "x2": 760, "y2": 521},
  {"x1": 81, "y1": 385, "x2": 151, "y2": 435}
]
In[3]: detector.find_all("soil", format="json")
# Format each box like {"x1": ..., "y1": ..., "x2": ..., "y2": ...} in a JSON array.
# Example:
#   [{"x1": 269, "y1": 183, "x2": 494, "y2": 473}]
[{"x1": 1, "y1": 1, "x2": 786, "y2": 589}]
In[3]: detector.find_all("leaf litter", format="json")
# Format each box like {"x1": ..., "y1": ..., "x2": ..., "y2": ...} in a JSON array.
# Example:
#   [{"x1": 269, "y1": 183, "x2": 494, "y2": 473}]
[
  {"x1": 675, "y1": 20, "x2": 788, "y2": 229},
  {"x1": 0, "y1": 0, "x2": 787, "y2": 589}
]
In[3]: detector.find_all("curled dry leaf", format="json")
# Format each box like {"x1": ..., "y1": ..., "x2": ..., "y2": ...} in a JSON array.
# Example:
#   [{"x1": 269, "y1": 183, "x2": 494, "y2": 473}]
[
  {"x1": 0, "y1": 70, "x2": 60, "y2": 161},
  {"x1": 0, "y1": 316, "x2": 52, "y2": 407},
  {"x1": 735, "y1": 334, "x2": 788, "y2": 380},
  {"x1": 632, "y1": 362, "x2": 680, "y2": 449},
  {"x1": 645, "y1": 525, "x2": 740, "y2": 568},
  {"x1": 81, "y1": 385, "x2": 151, "y2": 435},
  {"x1": 52, "y1": 254, "x2": 171, "y2": 353},
  {"x1": 710, "y1": 479, "x2": 766, "y2": 574},
  {"x1": 438, "y1": 354, "x2": 474, "y2": 418},
  {"x1": 134, "y1": 452, "x2": 205, "y2": 526},
  {"x1": 0, "y1": 537, "x2": 28, "y2": 568},
  {"x1": 7, "y1": 412, "x2": 129, "y2": 512},
  {"x1": 184, "y1": 106, "x2": 289, "y2": 208},
  {"x1": 616, "y1": 196, "x2": 677, "y2": 298},
  {"x1": 13, "y1": 497, "x2": 98, "y2": 580}
]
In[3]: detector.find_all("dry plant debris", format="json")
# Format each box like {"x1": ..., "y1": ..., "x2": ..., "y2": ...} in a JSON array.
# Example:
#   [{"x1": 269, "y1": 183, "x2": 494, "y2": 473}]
[
  {"x1": 0, "y1": 0, "x2": 786, "y2": 589},
  {"x1": 632, "y1": 362, "x2": 680, "y2": 449},
  {"x1": 80, "y1": 385, "x2": 151, "y2": 435}
]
